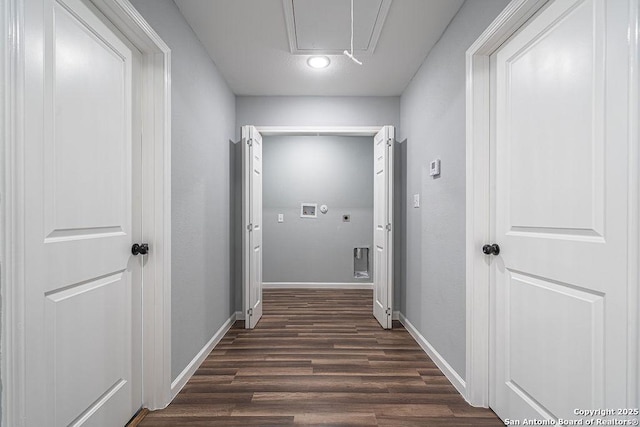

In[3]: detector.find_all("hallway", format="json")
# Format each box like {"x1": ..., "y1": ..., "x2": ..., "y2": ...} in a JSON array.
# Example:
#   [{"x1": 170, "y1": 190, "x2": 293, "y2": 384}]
[{"x1": 138, "y1": 289, "x2": 501, "y2": 426}]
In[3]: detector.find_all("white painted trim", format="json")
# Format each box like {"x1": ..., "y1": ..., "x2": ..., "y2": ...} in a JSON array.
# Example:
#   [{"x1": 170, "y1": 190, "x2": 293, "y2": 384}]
[
  {"x1": 281, "y1": 0, "x2": 297, "y2": 55},
  {"x1": 465, "y1": 0, "x2": 549, "y2": 408},
  {"x1": 170, "y1": 312, "x2": 237, "y2": 400},
  {"x1": 281, "y1": 0, "x2": 392, "y2": 56},
  {"x1": 628, "y1": 0, "x2": 640, "y2": 407},
  {"x1": 1, "y1": 0, "x2": 172, "y2": 422},
  {"x1": 262, "y1": 282, "x2": 373, "y2": 290},
  {"x1": 254, "y1": 126, "x2": 383, "y2": 136},
  {"x1": 399, "y1": 313, "x2": 466, "y2": 398},
  {"x1": 91, "y1": 0, "x2": 173, "y2": 411},
  {"x1": 2, "y1": 0, "x2": 25, "y2": 425}
]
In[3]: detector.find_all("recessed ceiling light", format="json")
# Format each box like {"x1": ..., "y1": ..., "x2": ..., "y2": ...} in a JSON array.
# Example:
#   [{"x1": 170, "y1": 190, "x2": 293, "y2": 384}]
[{"x1": 307, "y1": 56, "x2": 330, "y2": 69}]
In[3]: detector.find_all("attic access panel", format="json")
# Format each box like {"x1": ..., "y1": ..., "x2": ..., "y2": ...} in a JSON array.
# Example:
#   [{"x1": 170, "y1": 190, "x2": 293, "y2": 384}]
[{"x1": 283, "y1": 0, "x2": 392, "y2": 55}]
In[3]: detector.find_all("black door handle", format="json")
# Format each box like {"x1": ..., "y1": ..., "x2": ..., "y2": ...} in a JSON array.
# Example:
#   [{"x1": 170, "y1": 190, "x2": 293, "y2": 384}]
[
  {"x1": 482, "y1": 243, "x2": 500, "y2": 255},
  {"x1": 132, "y1": 243, "x2": 149, "y2": 256}
]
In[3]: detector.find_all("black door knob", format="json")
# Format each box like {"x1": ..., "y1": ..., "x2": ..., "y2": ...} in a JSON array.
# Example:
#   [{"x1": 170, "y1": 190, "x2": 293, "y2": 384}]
[
  {"x1": 482, "y1": 243, "x2": 500, "y2": 255},
  {"x1": 132, "y1": 243, "x2": 149, "y2": 256}
]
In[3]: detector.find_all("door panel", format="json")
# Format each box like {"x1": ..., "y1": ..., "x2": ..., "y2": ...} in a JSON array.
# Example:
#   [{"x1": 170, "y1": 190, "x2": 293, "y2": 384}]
[
  {"x1": 242, "y1": 125, "x2": 263, "y2": 329},
  {"x1": 25, "y1": 0, "x2": 141, "y2": 424},
  {"x1": 48, "y1": 1, "x2": 129, "y2": 238},
  {"x1": 505, "y1": 0, "x2": 603, "y2": 234},
  {"x1": 373, "y1": 126, "x2": 394, "y2": 329},
  {"x1": 506, "y1": 272, "x2": 604, "y2": 416},
  {"x1": 492, "y1": 0, "x2": 633, "y2": 421},
  {"x1": 46, "y1": 272, "x2": 130, "y2": 426}
]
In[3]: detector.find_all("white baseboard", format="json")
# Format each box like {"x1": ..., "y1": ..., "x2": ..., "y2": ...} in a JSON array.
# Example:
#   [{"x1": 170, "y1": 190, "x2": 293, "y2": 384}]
[
  {"x1": 398, "y1": 312, "x2": 467, "y2": 398},
  {"x1": 262, "y1": 282, "x2": 373, "y2": 290},
  {"x1": 170, "y1": 312, "x2": 237, "y2": 399}
]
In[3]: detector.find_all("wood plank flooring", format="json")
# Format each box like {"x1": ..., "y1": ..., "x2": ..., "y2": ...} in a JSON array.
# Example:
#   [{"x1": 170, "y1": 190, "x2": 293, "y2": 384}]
[{"x1": 139, "y1": 289, "x2": 502, "y2": 426}]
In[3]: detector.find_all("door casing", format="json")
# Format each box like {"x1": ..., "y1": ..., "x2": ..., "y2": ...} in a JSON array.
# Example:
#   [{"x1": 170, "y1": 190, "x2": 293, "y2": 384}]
[
  {"x1": 465, "y1": 0, "x2": 639, "y2": 408},
  {"x1": 242, "y1": 126, "x2": 395, "y2": 328},
  {"x1": 1, "y1": 0, "x2": 173, "y2": 424}
]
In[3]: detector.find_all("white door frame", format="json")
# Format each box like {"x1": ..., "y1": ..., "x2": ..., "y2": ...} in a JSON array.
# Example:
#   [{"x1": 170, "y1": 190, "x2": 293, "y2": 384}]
[
  {"x1": 255, "y1": 126, "x2": 383, "y2": 136},
  {"x1": 465, "y1": 0, "x2": 640, "y2": 407},
  {"x1": 246, "y1": 125, "x2": 393, "y2": 318},
  {"x1": 1, "y1": 0, "x2": 173, "y2": 424}
]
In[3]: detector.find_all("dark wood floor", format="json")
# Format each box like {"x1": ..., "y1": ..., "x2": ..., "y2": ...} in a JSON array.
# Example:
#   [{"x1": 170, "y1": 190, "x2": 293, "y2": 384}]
[{"x1": 139, "y1": 289, "x2": 502, "y2": 426}]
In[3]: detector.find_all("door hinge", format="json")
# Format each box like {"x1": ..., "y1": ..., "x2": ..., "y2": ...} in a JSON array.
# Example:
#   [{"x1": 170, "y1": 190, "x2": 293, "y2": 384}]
[
  {"x1": 386, "y1": 223, "x2": 392, "y2": 231},
  {"x1": 247, "y1": 138, "x2": 253, "y2": 147},
  {"x1": 385, "y1": 308, "x2": 391, "y2": 316},
  {"x1": 247, "y1": 308, "x2": 253, "y2": 316},
  {"x1": 387, "y1": 138, "x2": 392, "y2": 147},
  {"x1": 247, "y1": 223, "x2": 253, "y2": 231}
]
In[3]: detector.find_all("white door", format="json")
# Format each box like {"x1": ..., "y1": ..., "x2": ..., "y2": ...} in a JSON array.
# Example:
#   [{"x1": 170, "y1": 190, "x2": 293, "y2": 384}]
[
  {"x1": 242, "y1": 125, "x2": 264, "y2": 329},
  {"x1": 373, "y1": 126, "x2": 394, "y2": 329},
  {"x1": 23, "y1": 0, "x2": 142, "y2": 425},
  {"x1": 491, "y1": 0, "x2": 636, "y2": 421}
]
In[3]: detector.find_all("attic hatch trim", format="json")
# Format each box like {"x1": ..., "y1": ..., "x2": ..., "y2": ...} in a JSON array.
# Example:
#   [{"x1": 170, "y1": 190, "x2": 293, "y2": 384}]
[{"x1": 282, "y1": 0, "x2": 392, "y2": 56}]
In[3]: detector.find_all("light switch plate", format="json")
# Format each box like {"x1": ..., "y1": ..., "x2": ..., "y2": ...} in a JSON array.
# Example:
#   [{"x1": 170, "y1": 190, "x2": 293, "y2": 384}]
[
  {"x1": 430, "y1": 159, "x2": 441, "y2": 176},
  {"x1": 413, "y1": 194, "x2": 420, "y2": 208}
]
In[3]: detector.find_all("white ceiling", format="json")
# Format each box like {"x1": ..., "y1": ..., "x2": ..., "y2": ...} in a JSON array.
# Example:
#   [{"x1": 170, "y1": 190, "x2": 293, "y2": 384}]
[{"x1": 174, "y1": 0, "x2": 465, "y2": 96}]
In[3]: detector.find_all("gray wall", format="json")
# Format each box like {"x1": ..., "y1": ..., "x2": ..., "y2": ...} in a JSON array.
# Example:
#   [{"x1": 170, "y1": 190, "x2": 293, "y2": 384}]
[
  {"x1": 236, "y1": 96, "x2": 400, "y2": 131},
  {"x1": 399, "y1": 0, "x2": 509, "y2": 380},
  {"x1": 130, "y1": 0, "x2": 236, "y2": 381},
  {"x1": 263, "y1": 136, "x2": 373, "y2": 283}
]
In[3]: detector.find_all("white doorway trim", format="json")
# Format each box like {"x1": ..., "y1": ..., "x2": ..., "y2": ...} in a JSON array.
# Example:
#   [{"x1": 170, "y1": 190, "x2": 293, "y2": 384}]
[
  {"x1": 244, "y1": 125, "x2": 392, "y2": 328},
  {"x1": 1, "y1": 0, "x2": 172, "y2": 424},
  {"x1": 465, "y1": 0, "x2": 640, "y2": 408},
  {"x1": 465, "y1": 0, "x2": 551, "y2": 406},
  {"x1": 255, "y1": 126, "x2": 383, "y2": 136}
]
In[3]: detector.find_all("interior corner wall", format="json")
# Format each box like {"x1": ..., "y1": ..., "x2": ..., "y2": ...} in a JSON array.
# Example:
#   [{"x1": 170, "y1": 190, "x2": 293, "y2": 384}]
[
  {"x1": 130, "y1": 0, "x2": 236, "y2": 381},
  {"x1": 399, "y1": 0, "x2": 510, "y2": 381}
]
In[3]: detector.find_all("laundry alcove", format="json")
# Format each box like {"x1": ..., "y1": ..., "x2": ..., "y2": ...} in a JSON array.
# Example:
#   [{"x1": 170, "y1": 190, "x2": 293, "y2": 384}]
[
  {"x1": 261, "y1": 134, "x2": 374, "y2": 286},
  {"x1": 239, "y1": 125, "x2": 396, "y2": 330}
]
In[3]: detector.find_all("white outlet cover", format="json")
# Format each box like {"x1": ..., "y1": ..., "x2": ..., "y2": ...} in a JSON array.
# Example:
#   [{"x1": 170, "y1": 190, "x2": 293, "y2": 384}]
[
  {"x1": 278, "y1": 214, "x2": 284, "y2": 222},
  {"x1": 430, "y1": 159, "x2": 441, "y2": 176},
  {"x1": 413, "y1": 194, "x2": 420, "y2": 208}
]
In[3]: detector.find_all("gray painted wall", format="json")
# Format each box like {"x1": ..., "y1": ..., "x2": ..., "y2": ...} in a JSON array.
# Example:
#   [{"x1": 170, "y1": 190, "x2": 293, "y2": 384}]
[
  {"x1": 263, "y1": 136, "x2": 373, "y2": 283},
  {"x1": 399, "y1": 0, "x2": 509, "y2": 380},
  {"x1": 236, "y1": 96, "x2": 400, "y2": 131},
  {"x1": 130, "y1": 0, "x2": 236, "y2": 381}
]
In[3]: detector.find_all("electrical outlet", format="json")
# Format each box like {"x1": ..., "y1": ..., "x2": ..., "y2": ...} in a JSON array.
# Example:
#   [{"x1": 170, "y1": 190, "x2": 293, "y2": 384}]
[
  {"x1": 278, "y1": 214, "x2": 284, "y2": 223},
  {"x1": 413, "y1": 194, "x2": 420, "y2": 208}
]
